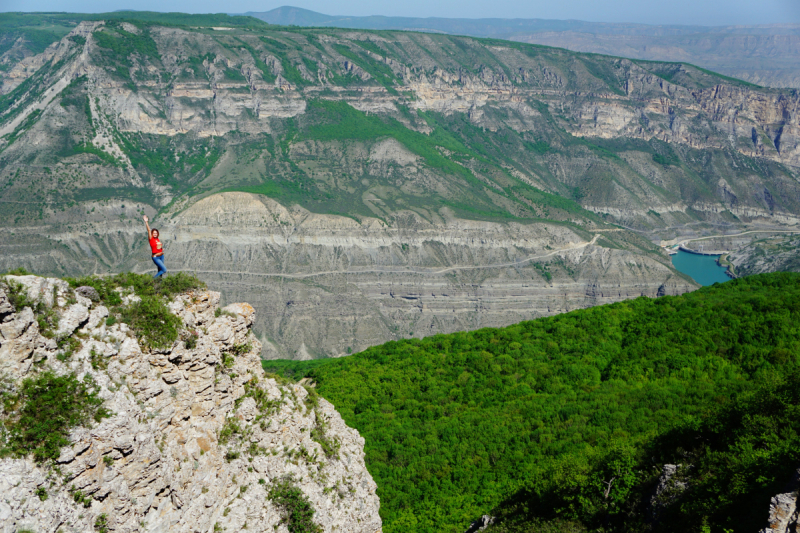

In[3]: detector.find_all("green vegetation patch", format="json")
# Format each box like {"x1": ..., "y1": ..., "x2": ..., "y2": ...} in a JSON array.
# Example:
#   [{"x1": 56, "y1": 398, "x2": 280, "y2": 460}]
[
  {"x1": 268, "y1": 476, "x2": 323, "y2": 533},
  {"x1": 113, "y1": 132, "x2": 223, "y2": 193},
  {"x1": 0, "y1": 371, "x2": 110, "y2": 463},
  {"x1": 302, "y1": 100, "x2": 486, "y2": 190},
  {"x1": 120, "y1": 295, "x2": 182, "y2": 350},
  {"x1": 279, "y1": 272, "x2": 800, "y2": 533},
  {"x1": 490, "y1": 369, "x2": 800, "y2": 533},
  {"x1": 92, "y1": 22, "x2": 161, "y2": 83},
  {"x1": 332, "y1": 43, "x2": 398, "y2": 94},
  {"x1": 65, "y1": 272, "x2": 204, "y2": 348},
  {"x1": 97, "y1": 11, "x2": 268, "y2": 28}
]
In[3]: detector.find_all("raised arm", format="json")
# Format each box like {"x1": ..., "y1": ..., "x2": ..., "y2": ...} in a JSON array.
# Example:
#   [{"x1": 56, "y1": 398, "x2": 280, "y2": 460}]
[{"x1": 143, "y1": 215, "x2": 152, "y2": 238}]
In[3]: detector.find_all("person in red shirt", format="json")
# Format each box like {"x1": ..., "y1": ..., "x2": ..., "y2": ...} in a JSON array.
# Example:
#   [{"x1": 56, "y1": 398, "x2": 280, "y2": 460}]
[{"x1": 143, "y1": 215, "x2": 167, "y2": 278}]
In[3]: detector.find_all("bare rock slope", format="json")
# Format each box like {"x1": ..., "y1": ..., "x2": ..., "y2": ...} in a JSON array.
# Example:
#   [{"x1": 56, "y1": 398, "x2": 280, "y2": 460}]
[
  {"x1": 148, "y1": 192, "x2": 696, "y2": 359},
  {"x1": 0, "y1": 274, "x2": 381, "y2": 533}
]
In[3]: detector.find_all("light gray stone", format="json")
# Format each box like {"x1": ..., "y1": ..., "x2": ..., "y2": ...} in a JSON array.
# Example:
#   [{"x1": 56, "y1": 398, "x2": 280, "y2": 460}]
[
  {"x1": 75, "y1": 285, "x2": 101, "y2": 302},
  {"x1": 760, "y1": 493, "x2": 798, "y2": 533},
  {"x1": 0, "y1": 276, "x2": 382, "y2": 533},
  {"x1": 55, "y1": 302, "x2": 89, "y2": 337}
]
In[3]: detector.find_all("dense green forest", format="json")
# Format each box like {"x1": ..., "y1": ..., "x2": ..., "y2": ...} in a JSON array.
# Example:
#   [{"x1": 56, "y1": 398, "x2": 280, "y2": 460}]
[
  {"x1": 264, "y1": 273, "x2": 800, "y2": 533},
  {"x1": 488, "y1": 369, "x2": 800, "y2": 533}
]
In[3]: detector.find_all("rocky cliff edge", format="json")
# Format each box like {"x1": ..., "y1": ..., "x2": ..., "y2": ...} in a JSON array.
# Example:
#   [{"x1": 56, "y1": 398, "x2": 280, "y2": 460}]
[{"x1": 0, "y1": 274, "x2": 381, "y2": 533}]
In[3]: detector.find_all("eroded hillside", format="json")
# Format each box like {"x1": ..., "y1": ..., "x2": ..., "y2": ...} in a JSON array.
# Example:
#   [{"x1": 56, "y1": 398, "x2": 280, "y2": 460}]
[{"x1": 0, "y1": 14, "x2": 798, "y2": 356}]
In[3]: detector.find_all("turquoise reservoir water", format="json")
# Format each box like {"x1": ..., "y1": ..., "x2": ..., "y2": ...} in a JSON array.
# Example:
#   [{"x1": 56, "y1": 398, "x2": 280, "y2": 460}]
[{"x1": 670, "y1": 250, "x2": 731, "y2": 286}]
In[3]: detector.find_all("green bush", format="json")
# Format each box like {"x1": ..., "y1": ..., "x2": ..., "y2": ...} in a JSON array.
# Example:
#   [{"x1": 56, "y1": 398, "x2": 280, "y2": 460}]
[
  {"x1": 3, "y1": 267, "x2": 31, "y2": 276},
  {"x1": 71, "y1": 486, "x2": 91, "y2": 507},
  {"x1": 268, "y1": 476, "x2": 323, "y2": 533},
  {"x1": 184, "y1": 331, "x2": 198, "y2": 350},
  {"x1": 120, "y1": 295, "x2": 182, "y2": 349},
  {"x1": 219, "y1": 418, "x2": 242, "y2": 445},
  {"x1": 1, "y1": 371, "x2": 110, "y2": 463},
  {"x1": 94, "y1": 513, "x2": 109, "y2": 533},
  {"x1": 3, "y1": 277, "x2": 36, "y2": 311},
  {"x1": 310, "y1": 409, "x2": 340, "y2": 459}
]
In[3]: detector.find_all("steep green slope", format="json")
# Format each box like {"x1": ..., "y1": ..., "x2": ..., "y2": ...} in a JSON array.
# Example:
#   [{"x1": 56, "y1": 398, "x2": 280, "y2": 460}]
[
  {"x1": 1, "y1": 12, "x2": 798, "y2": 240},
  {"x1": 488, "y1": 370, "x2": 800, "y2": 533},
  {"x1": 0, "y1": 12, "x2": 266, "y2": 66},
  {"x1": 265, "y1": 273, "x2": 800, "y2": 532}
]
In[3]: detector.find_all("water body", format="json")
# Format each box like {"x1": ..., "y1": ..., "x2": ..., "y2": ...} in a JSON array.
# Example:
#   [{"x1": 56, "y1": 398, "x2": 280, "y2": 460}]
[{"x1": 671, "y1": 250, "x2": 731, "y2": 286}]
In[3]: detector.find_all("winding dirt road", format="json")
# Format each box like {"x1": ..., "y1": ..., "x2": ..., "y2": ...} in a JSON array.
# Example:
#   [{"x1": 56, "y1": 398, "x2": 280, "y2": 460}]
[{"x1": 176, "y1": 235, "x2": 601, "y2": 280}]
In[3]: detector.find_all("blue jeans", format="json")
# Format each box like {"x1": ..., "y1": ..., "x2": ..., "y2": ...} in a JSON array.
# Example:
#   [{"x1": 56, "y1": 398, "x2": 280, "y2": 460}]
[{"x1": 152, "y1": 254, "x2": 167, "y2": 278}]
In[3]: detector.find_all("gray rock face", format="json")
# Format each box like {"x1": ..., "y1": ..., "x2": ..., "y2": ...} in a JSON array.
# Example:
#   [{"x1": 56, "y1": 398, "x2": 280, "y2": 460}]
[
  {"x1": 75, "y1": 285, "x2": 101, "y2": 302},
  {"x1": 761, "y1": 493, "x2": 799, "y2": 533},
  {"x1": 650, "y1": 463, "x2": 688, "y2": 520},
  {"x1": 465, "y1": 515, "x2": 495, "y2": 533},
  {"x1": 728, "y1": 233, "x2": 800, "y2": 277},
  {"x1": 759, "y1": 469, "x2": 800, "y2": 533},
  {"x1": 0, "y1": 275, "x2": 382, "y2": 533}
]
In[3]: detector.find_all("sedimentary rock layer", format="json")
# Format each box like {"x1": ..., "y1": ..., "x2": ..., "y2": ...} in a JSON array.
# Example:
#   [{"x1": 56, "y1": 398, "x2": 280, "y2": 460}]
[{"x1": 150, "y1": 193, "x2": 695, "y2": 358}]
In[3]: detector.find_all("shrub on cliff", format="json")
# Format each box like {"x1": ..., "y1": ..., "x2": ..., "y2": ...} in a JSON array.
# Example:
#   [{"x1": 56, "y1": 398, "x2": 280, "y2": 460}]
[
  {"x1": 120, "y1": 295, "x2": 182, "y2": 349},
  {"x1": 0, "y1": 371, "x2": 110, "y2": 463},
  {"x1": 268, "y1": 476, "x2": 323, "y2": 533}
]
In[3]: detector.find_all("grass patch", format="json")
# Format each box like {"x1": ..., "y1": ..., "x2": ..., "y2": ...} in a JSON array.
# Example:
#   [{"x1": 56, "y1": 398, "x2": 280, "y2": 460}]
[
  {"x1": 120, "y1": 295, "x2": 181, "y2": 349},
  {"x1": 302, "y1": 100, "x2": 477, "y2": 184},
  {"x1": 65, "y1": 272, "x2": 204, "y2": 349}
]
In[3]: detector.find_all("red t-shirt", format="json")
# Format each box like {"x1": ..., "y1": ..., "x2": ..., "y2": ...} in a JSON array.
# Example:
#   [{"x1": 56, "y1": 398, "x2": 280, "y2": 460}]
[{"x1": 149, "y1": 237, "x2": 163, "y2": 255}]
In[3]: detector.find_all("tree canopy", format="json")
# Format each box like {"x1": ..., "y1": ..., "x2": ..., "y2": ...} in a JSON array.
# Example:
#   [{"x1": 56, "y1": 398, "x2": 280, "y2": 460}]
[{"x1": 264, "y1": 273, "x2": 800, "y2": 533}]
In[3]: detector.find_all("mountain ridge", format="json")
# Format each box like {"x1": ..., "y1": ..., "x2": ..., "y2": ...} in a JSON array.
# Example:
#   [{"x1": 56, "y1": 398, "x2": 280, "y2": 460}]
[
  {"x1": 245, "y1": 6, "x2": 800, "y2": 88},
  {"x1": 0, "y1": 13, "x2": 798, "y2": 358}
]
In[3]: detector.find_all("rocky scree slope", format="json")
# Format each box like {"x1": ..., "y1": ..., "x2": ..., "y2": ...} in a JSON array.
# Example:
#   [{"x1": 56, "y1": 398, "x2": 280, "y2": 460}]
[
  {"x1": 0, "y1": 274, "x2": 381, "y2": 533},
  {"x1": 727, "y1": 233, "x2": 800, "y2": 277}
]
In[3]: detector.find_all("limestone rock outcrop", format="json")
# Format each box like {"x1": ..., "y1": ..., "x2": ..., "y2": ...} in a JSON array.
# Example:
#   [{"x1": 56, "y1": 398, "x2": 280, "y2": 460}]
[
  {"x1": 0, "y1": 275, "x2": 381, "y2": 533},
  {"x1": 761, "y1": 493, "x2": 799, "y2": 533}
]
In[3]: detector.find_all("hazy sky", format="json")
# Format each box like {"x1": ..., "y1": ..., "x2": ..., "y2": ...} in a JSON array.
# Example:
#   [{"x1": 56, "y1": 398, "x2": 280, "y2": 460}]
[{"x1": 2, "y1": 0, "x2": 800, "y2": 26}]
